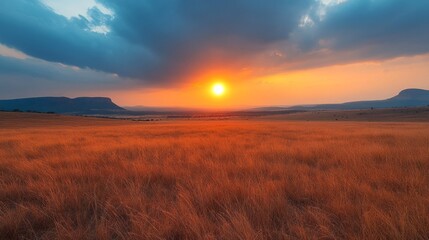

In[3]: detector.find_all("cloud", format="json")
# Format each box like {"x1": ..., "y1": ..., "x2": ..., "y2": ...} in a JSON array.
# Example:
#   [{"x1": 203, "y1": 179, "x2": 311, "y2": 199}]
[
  {"x1": 0, "y1": 0, "x2": 312, "y2": 85},
  {"x1": 0, "y1": 44, "x2": 28, "y2": 59},
  {"x1": 94, "y1": 0, "x2": 314, "y2": 83},
  {"x1": 0, "y1": 55, "x2": 130, "y2": 98},
  {"x1": 0, "y1": 0, "x2": 155, "y2": 79},
  {"x1": 0, "y1": 0, "x2": 429, "y2": 90},
  {"x1": 296, "y1": 0, "x2": 429, "y2": 58}
]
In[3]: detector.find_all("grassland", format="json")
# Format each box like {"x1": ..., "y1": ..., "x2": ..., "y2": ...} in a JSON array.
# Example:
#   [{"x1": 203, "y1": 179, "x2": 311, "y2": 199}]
[
  {"x1": 0, "y1": 112, "x2": 428, "y2": 239},
  {"x1": 257, "y1": 107, "x2": 429, "y2": 122}
]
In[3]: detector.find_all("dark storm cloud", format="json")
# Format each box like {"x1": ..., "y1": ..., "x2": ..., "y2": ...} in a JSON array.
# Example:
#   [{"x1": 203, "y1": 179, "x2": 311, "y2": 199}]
[
  {"x1": 0, "y1": 0, "x2": 155, "y2": 77},
  {"x1": 1, "y1": 0, "x2": 429, "y2": 88},
  {"x1": 96, "y1": 0, "x2": 312, "y2": 82},
  {"x1": 0, "y1": 0, "x2": 312, "y2": 84},
  {"x1": 296, "y1": 0, "x2": 429, "y2": 59}
]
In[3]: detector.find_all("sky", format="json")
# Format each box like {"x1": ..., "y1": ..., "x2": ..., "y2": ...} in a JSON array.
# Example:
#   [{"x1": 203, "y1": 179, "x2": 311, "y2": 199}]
[{"x1": 1, "y1": 0, "x2": 429, "y2": 108}]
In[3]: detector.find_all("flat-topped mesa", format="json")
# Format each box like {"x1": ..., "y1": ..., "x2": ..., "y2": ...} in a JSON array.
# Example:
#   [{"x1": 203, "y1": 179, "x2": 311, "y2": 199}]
[
  {"x1": 0, "y1": 97, "x2": 125, "y2": 114},
  {"x1": 394, "y1": 89, "x2": 429, "y2": 100},
  {"x1": 253, "y1": 88, "x2": 429, "y2": 111}
]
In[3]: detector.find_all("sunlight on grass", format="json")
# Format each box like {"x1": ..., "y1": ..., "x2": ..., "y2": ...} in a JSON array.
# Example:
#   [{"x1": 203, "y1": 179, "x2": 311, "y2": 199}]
[{"x1": 0, "y1": 113, "x2": 428, "y2": 239}]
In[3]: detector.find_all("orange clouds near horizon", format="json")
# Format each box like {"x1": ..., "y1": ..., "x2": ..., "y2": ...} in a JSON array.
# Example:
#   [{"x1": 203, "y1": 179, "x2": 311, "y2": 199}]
[{"x1": 99, "y1": 54, "x2": 429, "y2": 109}]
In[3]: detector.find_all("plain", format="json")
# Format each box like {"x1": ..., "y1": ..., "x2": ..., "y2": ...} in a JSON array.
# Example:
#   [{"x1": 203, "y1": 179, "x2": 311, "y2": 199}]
[{"x1": 0, "y1": 112, "x2": 428, "y2": 239}]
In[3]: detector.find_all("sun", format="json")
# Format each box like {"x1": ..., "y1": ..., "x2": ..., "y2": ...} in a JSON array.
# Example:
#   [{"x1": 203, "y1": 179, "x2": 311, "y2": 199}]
[{"x1": 212, "y1": 83, "x2": 225, "y2": 96}]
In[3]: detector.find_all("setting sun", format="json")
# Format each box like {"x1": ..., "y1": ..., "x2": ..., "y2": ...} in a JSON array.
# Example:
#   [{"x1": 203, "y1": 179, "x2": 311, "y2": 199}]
[
  {"x1": 2, "y1": 1, "x2": 429, "y2": 239},
  {"x1": 212, "y1": 83, "x2": 225, "y2": 96}
]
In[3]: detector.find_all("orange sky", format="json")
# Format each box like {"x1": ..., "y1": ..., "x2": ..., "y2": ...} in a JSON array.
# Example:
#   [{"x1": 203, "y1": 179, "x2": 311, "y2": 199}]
[{"x1": 101, "y1": 54, "x2": 429, "y2": 109}]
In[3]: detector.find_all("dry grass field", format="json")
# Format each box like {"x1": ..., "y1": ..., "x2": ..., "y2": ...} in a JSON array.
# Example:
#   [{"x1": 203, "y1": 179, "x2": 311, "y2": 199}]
[{"x1": 0, "y1": 112, "x2": 429, "y2": 239}]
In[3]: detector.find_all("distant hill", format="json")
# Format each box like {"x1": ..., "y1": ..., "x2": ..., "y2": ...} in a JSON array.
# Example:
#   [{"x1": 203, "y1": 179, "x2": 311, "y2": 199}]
[
  {"x1": 253, "y1": 89, "x2": 429, "y2": 111},
  {"x1": 2, "y1": 88, "x2": 428, "y2": 116},
  {"x1": 0, "y1": 97, "x2": 125, "y2": 114}
]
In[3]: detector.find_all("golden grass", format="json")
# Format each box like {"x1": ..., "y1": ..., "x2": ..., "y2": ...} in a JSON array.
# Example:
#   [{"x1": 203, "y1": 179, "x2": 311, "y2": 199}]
[{"x1": 0, "y1": 113, "x2": 428, "y2": 239}]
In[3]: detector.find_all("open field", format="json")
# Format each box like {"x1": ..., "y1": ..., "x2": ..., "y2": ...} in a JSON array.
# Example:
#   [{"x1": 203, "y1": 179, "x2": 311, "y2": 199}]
[
  {"x1": 257, "y1": 107, "x2": 429, "y2": 122},
  {"x1": 97, "y1": 107, "x2": 429, "y2": 122},
  {"x1": 0, "y1": 112, "x2": 429, "y2": 239}
]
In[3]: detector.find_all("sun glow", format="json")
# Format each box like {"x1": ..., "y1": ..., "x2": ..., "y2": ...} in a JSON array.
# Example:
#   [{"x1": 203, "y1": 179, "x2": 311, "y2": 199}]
[{"x1": 212, "y1": 83, "x2": 226, "y2": 96}]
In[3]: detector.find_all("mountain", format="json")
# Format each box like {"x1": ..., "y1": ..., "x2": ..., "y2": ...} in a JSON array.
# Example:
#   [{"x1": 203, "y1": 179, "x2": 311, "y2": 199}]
[
  {"x1": 305, "y1": 89, "x2": 429, "y2": 110},
  {"x1": 1, "y1": 88, "x2": 428, "y2": 116},
  {"x1": 253, "y1": 89, "x2": 429, "y2": 111},
  {"x1": 0, "y1": 97, "x2": 125, "y2": 114}
]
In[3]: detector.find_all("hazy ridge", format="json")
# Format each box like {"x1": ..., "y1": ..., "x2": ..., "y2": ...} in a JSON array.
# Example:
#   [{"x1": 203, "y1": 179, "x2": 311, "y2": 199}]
[
  {"x1": 1, "y1": 89, "x2": 428, "y2": 115},
  {"x1": 252, "y1": 88, "x2": 429, "y2": 111}
]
